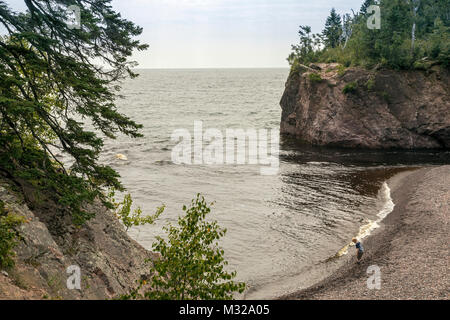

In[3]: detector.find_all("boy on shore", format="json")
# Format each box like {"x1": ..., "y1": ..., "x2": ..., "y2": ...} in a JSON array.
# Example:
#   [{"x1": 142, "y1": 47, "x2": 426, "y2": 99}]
[{"x1": 352, "y1": 238, "x2": 364, "y2": 263}]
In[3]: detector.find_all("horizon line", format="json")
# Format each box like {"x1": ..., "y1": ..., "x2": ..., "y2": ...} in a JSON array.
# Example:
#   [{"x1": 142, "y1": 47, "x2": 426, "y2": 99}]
[{"x1": 131, "y1": 66, "x2": 291, "y2": 70}]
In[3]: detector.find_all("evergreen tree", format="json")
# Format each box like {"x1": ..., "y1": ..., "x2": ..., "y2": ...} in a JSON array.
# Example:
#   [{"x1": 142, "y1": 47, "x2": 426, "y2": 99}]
[
  {"x1": 360, "y1": 0, "x2": 376, "y2": 15},
  {"x1": 323, "y1": 8, "x2": 343, "y2": 48},
  {"x1": 0, "y1": 1, "x2": 148, "y2": 224},
  {"x1": 288, "y1": 0, "x2": 449, "y2": 70}
]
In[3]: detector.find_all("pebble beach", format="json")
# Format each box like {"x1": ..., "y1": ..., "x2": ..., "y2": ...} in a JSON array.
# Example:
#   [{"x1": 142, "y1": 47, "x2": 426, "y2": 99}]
[{"x1": 281, "y1": 166, "x2": 450, "y2": 300}]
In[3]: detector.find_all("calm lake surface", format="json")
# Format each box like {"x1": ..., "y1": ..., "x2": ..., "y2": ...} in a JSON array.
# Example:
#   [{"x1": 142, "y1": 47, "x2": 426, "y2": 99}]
[{"x1": 94, "y1": 69, "x2": 449, "y2": 298}]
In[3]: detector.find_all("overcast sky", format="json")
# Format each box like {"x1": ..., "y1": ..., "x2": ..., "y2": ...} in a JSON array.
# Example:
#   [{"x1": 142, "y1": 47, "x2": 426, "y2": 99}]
[{"x1": 4, "y1": 0, "x2": 364, "y2": 68}]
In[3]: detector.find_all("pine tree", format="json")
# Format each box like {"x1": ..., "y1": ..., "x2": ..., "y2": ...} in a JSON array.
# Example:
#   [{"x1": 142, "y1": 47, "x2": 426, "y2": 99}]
[
  {"x1": 323, "y1": 8, "x2": 343, "y2": 48},
  {"x1": 0, "y1": 1, "x2": 148, "y2": 224},
  {"x1": 360, "y1": 0, "x2": 375, "y2": 15},
  {"x1": 288, "y1": 0, "x2": 450, "y2": 69}
]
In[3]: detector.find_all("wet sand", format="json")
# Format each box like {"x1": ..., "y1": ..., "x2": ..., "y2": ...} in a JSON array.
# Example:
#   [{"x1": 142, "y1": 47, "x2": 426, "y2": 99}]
[{"x1": 281, "y1": 165, "x2": 449, "y2": 300}]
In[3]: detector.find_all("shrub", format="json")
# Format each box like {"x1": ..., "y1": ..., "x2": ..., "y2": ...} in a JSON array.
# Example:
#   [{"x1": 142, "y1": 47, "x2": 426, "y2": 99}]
[
  {"x1": 337, "y1": 65, "x2": 347, "y2": 77},
  {"x1": 342, "y1": 81, "x2": 358, "y2": 94},
  {"x1": 366, "y1": 79, "x2": 375, "y2": 91},
  {"x1": 412, "y1": 61, "x2": 428, "y2": 70},
  {"x1": 122, "y1": 194, "x2": 245, "y2": 300},
  {"x1": 0, "y1": 201, "x2": 26, "y2": 269},
  {"x1": 308, "y1": 73, "x2": 323, "y2": 83},
  {"x1": 290, "y1": 60, "x2": 304, "y2": 75}
]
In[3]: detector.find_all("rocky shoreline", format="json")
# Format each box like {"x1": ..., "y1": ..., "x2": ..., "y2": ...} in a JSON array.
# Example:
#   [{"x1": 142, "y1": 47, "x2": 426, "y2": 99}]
[
  {"x1": 0, "y1": 177, "x2": 155, "y2": 300},
  {"x1": 280, "y1": 165, "x2": 449, "y2": 300}
]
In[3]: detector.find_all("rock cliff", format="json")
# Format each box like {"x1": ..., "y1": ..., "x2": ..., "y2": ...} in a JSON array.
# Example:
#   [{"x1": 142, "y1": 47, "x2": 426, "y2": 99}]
[
  {"x1": 0, "y1": 177, "x2": 155, "y2": 299},
  {"x1": 280, "y1": 63, "x2": 450, "y2": 149}
]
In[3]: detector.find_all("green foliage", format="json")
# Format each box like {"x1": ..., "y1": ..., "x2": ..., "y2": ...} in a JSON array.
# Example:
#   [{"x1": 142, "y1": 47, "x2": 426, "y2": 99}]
[
  {"x1": 337, "y1": 64, "x2": 347, "y2": 76},
  {"x1": 108, "y1": 189, "x2": 164, "y2": 231},
  {"x1": 323, "y1": 8, "x2": 343, "y2": 48},
  {"x1": 0, "y1": 1, "x2": 148, "y2": 225},
  {"x1": 308, "y1": 73, "x2": 323, "y2": 83},
  {"x1": 343, "y1": 81, "x2": 358, "y2": 94},
  {"x1": 423, "y1": 18, "x2": 450, "y2": 68},
  {"x1": 288, "y1": 0, "x2": 450, "y2": 71},
  {"x1": 360, "y1": 0, "x2": 376, "y2": 15},
  {"x1": 123, "y1": 194, "x2": 245, "y2": 300},
  {"x1": 0, "y1": 201, "x2": 26, "y2": 269},
  {"x1": 366, "y1": 78, "x2": 375, "y2": 91},
  {"x1": 288, "y1": 25, "x2": 322, "y2": 66},
  {"x1": 289, "y1": 60, "x2": 303, "y2": 75}
]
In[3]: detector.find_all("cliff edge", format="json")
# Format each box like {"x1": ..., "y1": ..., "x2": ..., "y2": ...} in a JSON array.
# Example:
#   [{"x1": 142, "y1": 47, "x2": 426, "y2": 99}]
[{"x1": 280, "y1": 63, "x2": 450, "y2": 149}]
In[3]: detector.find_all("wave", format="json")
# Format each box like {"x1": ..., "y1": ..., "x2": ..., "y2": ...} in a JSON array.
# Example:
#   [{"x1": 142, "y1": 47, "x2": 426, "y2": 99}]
[
  {"x1": 334, "y1": 182, "x2": 395, "y2": 257},
  {"x1": 306, "y1": 161, "x2": 334, "y2": 166}
]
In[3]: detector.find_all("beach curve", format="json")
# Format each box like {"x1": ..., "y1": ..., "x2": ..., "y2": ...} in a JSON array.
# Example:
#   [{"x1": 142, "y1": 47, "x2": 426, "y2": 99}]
[{"x1": 280, "y1": 165, "x2": 450, "y2": 300}]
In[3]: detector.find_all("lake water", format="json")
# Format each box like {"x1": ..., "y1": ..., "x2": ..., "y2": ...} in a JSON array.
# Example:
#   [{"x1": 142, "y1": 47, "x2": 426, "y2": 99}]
[{"x1": 94, "y1": 69, "x2": 449, "y2": 298}]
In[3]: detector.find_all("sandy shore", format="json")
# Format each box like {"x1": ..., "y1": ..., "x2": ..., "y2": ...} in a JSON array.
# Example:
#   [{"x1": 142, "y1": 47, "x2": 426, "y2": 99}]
[{"x1": 281, "y1": 165, "x2": 449, "y2": 300}]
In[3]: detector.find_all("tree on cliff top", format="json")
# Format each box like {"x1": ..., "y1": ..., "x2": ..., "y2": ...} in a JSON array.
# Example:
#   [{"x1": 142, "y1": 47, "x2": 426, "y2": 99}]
[
  {"x1": 0, "y1": 0, "x2": 147, "y2": 224},
  {"x1": 360, "y1": 0, "x2": 376, "y2": 14},
  {"x1": 287, "y1": 25, "x2": 322, "y2": 66},
  {"x1": 288, "y1": 0, "x2": 450, "y2": 70},
  {"x1": 323, "y1": 8, "x2": 343, "y2": 49}
]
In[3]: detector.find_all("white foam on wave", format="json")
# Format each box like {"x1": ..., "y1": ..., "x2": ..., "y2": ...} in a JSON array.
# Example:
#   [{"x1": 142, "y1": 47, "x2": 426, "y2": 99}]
[{"x1": 336, "y1": 182, "x2": 395, "y2": 257}]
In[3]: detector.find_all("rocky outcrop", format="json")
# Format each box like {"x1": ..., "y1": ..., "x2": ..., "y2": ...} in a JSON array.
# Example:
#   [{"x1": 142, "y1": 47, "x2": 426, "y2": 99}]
[
  {"x1": 0, "y1": 177, "x2": 155, "y2": 300},
  {"x1": 280, "y1": 63, "x2": 450, "y2": 149}
]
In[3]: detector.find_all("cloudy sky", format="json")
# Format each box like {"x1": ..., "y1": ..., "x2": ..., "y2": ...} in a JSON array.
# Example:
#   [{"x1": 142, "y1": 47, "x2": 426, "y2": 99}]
[{"x1": 4, "y1": 0, "x2": 364, "y2": 68}]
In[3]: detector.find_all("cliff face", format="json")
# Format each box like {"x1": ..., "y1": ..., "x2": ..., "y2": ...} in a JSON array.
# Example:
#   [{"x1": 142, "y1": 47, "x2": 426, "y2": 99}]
[
  {"x1": 280, "y1": 63, "x2": 450, "y2": 149},
  {"x1": 0, "y1": 177, "x2": 155, "y2": 300}
]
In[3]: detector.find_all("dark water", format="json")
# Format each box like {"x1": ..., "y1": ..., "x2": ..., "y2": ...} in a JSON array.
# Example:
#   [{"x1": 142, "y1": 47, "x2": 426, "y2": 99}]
[{"x1": 92, "y1": 69, "x2": 449, "y2": 298}]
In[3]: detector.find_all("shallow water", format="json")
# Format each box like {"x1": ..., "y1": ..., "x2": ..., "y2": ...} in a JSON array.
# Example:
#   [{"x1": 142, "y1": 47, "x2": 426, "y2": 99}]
[{"x1": 86, "y1": 69, "x2": 449, "y2": 298}]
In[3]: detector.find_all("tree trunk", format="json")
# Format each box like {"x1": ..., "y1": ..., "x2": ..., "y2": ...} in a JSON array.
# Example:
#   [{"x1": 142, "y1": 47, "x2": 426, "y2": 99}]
[{"x1": 411, "y1": 0, "x2": 420, "y2": 55}]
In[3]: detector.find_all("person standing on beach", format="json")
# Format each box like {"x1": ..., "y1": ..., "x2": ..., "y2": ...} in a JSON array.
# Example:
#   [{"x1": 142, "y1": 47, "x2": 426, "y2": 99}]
[{"x1": 352, "y1": 238, "x2": 364, "y2": 263}]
